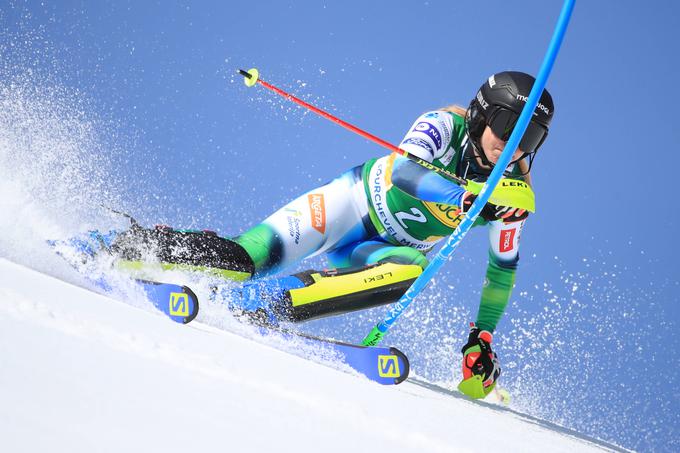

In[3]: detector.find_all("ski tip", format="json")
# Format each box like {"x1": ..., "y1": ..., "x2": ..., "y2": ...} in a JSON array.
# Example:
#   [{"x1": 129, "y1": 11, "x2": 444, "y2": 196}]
[
  {"x1": 137, "y1": 280, "x2": 200, "y2": 325},
  {"x1": 238, "y1": 68, "x2": 259, "y2": 87}
]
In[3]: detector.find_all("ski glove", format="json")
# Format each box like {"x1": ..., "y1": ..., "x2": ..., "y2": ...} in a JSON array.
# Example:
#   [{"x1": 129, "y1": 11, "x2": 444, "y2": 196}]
[
  {"x1": 459, "y1": 191, "x2": 529, "y2": 223},
  {"x1": 486, "y1": 204, "x2": 529, "y2": 222},
  {"x1": 461, "y1": 322, "x2": 501, "y2": 390}
]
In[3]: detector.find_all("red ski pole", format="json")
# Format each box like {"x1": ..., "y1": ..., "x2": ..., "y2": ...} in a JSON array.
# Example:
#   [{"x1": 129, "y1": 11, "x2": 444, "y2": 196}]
[{"x1": 238, "y1": 68, "x2": 468, "y2": 186}]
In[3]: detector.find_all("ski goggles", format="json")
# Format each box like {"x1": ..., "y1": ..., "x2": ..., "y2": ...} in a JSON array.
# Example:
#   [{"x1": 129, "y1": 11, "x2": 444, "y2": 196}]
[{"x1": 486, "y1": 107, "x2": 548, "y2": 154}]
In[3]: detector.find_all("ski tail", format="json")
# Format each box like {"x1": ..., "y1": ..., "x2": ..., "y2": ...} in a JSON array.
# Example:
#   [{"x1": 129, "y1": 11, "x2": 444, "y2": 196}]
[
  {"x1": 134, "y1": 280, "x2": 199, "y2": 324},
  {"x1": 258, "y1": 327, "x2": 410, "y2": 385},
  {"x1": 134, "y1": 280, "x2": 410, "y2": 384},
  {"x1": 340, "y1": 344, "x2": 409, "y2": 385}
]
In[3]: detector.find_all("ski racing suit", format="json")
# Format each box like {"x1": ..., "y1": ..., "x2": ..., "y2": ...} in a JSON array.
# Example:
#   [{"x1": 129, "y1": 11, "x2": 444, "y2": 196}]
[
  {"x1": 112, "y1": 110, "x2": 526, "y2": 332},
  {"x1": 232, "y1": 110, "x2": 525, "y2": 331}
]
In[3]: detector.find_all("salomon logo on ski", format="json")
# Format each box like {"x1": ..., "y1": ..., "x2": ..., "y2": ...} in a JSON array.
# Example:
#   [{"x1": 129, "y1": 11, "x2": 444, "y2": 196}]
[
  {"x1": 169, "y1": 292, "x2": 190, "y2": 317},
  {"x1": 378, "y1": 355, "x2": 400, "y2": 378}
]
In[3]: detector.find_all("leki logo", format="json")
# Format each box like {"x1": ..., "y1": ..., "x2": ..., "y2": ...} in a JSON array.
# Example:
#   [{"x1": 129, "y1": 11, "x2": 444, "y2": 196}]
[
  {"x1": 308, "y1": 193, "x2": 326, "y2": 234},
  {"x1": 169, "y1": 292, "x2": 189, "y2": 316},
  {"x1": 364, "y1": 271, "x2": 393, "y2": 283},
  {"x1": 378, "y1": 355, "x2": 400, "y2": 378},
  {"x1": 499, "y1": 228, "x2": 516, "y2": 253}
]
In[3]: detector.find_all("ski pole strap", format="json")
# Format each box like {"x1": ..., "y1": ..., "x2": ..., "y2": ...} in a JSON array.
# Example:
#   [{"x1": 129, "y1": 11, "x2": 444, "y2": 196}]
[{"x1": 361, "y1": 0, "x2": 576, "y2": 347}]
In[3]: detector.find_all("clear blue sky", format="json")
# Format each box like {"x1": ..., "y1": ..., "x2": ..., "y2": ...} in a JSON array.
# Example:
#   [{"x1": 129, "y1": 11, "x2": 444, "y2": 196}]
[{"x1": 3, "y1": 1, "x2": 679, "y2": 451}]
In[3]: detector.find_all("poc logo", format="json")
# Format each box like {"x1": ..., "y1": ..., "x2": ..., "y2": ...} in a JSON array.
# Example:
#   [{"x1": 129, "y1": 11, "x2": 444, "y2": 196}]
[
  {"x1": 169, "y1": 292, "x2": 189, "y2": 316},
  {"x1": 378, "y1": 355, "x2": 401, "y2": 378},
  {"x1": 516, "y1": 94, "x2": 551, "y2": 115}
]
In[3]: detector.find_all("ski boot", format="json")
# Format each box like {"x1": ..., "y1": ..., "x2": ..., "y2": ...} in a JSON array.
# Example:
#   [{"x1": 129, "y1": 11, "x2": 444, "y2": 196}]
[
  {"x1": 48, "y1": 229, "x2": 121, "y2": 269},
  {"x1": 458, "y1": 322, "x2": 502, "y2": 399},
  {"x1": 212, "y1": 262, "x2": 423, "y2": 327},
  {"x1": 109, "y1": 224, "x2": 255, "y2": 280},
  {"x1": 211, "y1": 275, "x2": 306, "y2": 327}
]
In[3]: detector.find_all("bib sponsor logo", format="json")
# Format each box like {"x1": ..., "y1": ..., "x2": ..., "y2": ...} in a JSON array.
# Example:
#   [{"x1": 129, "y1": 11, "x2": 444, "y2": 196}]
[
  {"x1": 169, "y1": 292, "x2": 189, "y2": 317},
  {"x1": 307, "y1": 193, "x2": 326, "y2": 235},
  {"x1": 423, "y1": 202, "x2": 462, "y2": 229},
  {"x1": 499, "y1": 228, "x2": 516, "y2": 253},
  {"x1": 378, "y1": 355, "x2": 401, "y2": 378},
  {"x1": 371, "y1": 162, "x2": 395, "y2": 235}
]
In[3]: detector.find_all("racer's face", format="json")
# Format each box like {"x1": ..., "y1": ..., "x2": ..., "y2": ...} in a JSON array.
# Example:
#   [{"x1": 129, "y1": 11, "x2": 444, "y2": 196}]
[{"x1": 480, "y1": 125, "x2": 524, "y2": 165}]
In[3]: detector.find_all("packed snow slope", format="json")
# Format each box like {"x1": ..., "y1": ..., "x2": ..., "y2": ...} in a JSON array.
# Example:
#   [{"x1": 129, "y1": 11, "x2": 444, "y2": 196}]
[{"x1": 0, "y1": 259, "x2": 626, "y2": 453}]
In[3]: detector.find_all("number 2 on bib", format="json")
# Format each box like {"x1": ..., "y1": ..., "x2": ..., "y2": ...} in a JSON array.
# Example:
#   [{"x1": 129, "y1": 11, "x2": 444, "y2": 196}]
[{"x1": 395, "y1": 208, "x2": 427, "y2": 229}]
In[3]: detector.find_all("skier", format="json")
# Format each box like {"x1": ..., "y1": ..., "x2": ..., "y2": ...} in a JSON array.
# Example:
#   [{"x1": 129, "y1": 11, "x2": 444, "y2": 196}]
[{"x1": 96, "y1": 71, "x2": 554, "y2": 393}]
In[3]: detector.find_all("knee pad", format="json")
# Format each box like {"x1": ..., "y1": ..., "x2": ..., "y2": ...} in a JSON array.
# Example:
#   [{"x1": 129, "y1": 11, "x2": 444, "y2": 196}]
[{"x1": 283, "y1": 262, "x2": 423, "y2": 322}]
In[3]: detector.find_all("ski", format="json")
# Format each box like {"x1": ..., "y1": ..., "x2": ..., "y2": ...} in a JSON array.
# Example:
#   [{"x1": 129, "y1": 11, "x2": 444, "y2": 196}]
[
  {"x1": 49, "y1": 233, "x2": 408, "y2": 385},
  {"x1": 134, "y1": 279, "x2": 199, "y2": 324},
  {"x1": 136, "y1": 278, "x2": 409, "y2": 384},
  {"x1": 256, "y1": 326, "x2": 410, "y2": 385}
]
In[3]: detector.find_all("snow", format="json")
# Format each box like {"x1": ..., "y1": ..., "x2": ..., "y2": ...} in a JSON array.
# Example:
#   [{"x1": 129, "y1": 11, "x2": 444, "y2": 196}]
[{"x1": 0, "y1": 259, "x2": 624, "y2": 453}]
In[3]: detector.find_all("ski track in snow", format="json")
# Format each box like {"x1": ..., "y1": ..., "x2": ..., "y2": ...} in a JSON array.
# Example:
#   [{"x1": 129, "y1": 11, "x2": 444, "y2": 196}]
[{"x1": 0, "y1": 259, "x2": 627, "y2": 453}]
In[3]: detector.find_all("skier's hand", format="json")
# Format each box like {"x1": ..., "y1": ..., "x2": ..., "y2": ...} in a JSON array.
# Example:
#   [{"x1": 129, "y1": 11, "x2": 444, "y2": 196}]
[
  {"x1": 460, "y1": 322, "x2": 501, "y2": 391},
  {"x1": 458, "y1": 192, "x2": 529, "y2": 223},
  {"x1": 458, "y1": 191, "x2": 477, "y2": 214},
  {"x1": 482, "y1": 203, "x2": 529, "y2": 222}
]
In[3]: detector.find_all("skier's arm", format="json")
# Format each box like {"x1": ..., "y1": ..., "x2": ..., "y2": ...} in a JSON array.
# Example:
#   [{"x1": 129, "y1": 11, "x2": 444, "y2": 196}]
[
  {"x1": 389, "y1": 110, "x2": 469, "y2": 205},
  {"x1": 475, "y1": 220, "x2": 525, "y2": 332},
  {"x1": 399, "y1": 111, "x2": 455, "y2": 162},
  {"x1": 390, "y1": 156, "x2": 467, "y2": 206}
]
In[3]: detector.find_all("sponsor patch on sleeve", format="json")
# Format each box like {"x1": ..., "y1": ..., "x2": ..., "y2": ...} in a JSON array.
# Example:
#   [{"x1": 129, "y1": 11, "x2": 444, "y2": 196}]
[
  {"x1": 307, "y1": 193, "x2": 326, "y2": 235},
  {"x1": 412, "y1": 122, "x2": 443, "y2": 149},
  {"x1": 401, "y1": 137, "x2": 434, "y2": 156},
  {"x1": 499, "y1": 228, "x2": 516, "y2": 253}
]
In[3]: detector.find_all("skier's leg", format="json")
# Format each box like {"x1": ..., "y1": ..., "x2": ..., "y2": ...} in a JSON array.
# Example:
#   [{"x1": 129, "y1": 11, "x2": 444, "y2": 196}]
[
  {"x1": 284, "y1": 241, "x2": 428, "y2": 321},
  {"x1": 234, "y1": 166, "x2": 372, "y2": 277},
  {"x1": 107, "y1": 166, "x2": 372, "y2": 280},
  {"x1": 110, "y1": 226, "x2": 256, "y2": 281},
  {"x1": 220, "y1": 240, "x2": 428, "y2": 325}
]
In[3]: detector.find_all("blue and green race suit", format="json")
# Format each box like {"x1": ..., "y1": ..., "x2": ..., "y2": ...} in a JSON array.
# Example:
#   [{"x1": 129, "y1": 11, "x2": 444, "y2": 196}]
[{"x1": 233, "y1": 110, "x2": 528, "y2": 331}]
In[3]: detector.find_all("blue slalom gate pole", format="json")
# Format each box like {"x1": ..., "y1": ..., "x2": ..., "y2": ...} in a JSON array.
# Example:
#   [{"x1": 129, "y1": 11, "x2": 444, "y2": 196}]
[{"x1": 362, "y1": 0, "x2": 576, "y2": 347}]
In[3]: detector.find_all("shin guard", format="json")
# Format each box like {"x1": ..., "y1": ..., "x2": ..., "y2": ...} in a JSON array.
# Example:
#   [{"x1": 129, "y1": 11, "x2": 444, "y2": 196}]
[{"x1": 283, "y1": 262, "x2": 423, "y2": 322}]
